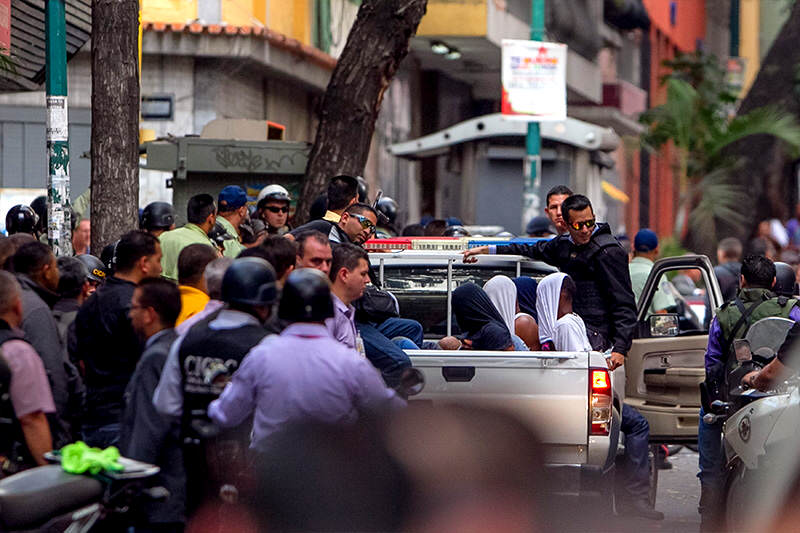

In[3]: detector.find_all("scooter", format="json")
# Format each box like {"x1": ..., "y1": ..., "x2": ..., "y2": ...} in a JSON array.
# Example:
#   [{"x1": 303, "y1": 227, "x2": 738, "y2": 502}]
[
  {"x1": 703, "y1": 317, "x2": 800, "y2": 532},
  {"x1": 0, "y1": 451, "x2": 164, "y2": 532}
]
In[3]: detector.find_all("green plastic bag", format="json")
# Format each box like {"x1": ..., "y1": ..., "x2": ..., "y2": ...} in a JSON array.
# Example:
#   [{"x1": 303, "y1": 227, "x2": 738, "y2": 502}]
[{"x1": 61, "y1": 441, "x2": 124, "y2": 475}]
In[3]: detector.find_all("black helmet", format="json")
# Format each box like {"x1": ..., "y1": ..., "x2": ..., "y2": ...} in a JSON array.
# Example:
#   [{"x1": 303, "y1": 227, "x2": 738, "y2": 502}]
[
  {"x1": 5, "y1": 205, "x2": 39, "y2": 235},
  {"x1": 221, "y1": 257, "x2": 278, "y2": 306},
  {"x1": 76, "y1": 254, "x2": 107, "y2": 284},
  {"x1": 30, "y1": 196, "x2": 47, "y2": 235},
  {"x1": 773, "y1": 262, "x2": 797, "y2": 297},
  {"x1": 356, "y1": 176, "x2": 369, "y2": 203},
  {"x1": 442, "y1": 225, "x2": 470, "y2": 237},
  {"x1": 279, "y1": 268, "x2": 334, "y2": 323},
  {"x1": 376, "y1": 196, "x2": 398, "y2": 224},
  {"x1": 140, "y1": 202, "x2": 175, "y2": 231},
  {"x1": 240, "y1": 219, "x2": 266, "y2": 245}
]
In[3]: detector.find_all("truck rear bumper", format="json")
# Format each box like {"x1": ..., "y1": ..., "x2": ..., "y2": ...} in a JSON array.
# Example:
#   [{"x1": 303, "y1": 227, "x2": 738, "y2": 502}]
[
  {"x1": 625, "y1": 398, "x2": 700, "y2": 443},
  {"x1": 544, "y1": 463, "x2": 614, "y2": 497}
]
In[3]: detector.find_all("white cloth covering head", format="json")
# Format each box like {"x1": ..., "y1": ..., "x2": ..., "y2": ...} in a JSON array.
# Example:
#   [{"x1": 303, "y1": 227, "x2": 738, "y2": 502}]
[
  {"x1": 483, "y1": 275, "x2": 518, "y2": 335},
  {"x1": 554, "y1": 313, "x2": 592, "y2": 352},
  {"x1": 536, "y1": 272, "x2": 568, "y2": 344}
]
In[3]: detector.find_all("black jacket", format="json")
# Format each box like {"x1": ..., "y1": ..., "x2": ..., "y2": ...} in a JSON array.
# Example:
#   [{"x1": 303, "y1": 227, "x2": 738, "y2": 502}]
[
  {"x1": 74, "y1": 276, "x2": 141, "y2": 428},
  {"x1": 497, "y1": 223, "x2": 637, "y2": 354},
  {"x1": 120, "y1": 329, "x2": 185, "y2": 525}
]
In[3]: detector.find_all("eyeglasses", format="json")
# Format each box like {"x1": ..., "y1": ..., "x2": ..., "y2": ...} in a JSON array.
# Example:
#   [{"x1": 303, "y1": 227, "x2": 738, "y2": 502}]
[
  {"x1": 265, "y1": 206, "x2": 289, "y2": 213},
  {"x1": 570, "y1": 219, "x2": 596, "y2": 231},
  {"x1": 352, "y1": 213, "x2": 376, "y2": 234}
]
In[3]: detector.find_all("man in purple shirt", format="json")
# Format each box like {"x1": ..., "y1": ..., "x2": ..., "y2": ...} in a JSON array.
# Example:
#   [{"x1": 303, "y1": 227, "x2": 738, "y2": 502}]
[
  {"x1": 208, "y1": 269, "x2": 403, "y2": 451},
  {"x1": 325, "y1": 244, "x2": 369, "y2": 350}
]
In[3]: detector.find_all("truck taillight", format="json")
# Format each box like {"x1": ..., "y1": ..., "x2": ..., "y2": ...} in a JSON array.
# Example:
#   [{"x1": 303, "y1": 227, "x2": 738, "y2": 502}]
[{"x1": 590, "y1": 368, "x2": 612, "y2": 436}]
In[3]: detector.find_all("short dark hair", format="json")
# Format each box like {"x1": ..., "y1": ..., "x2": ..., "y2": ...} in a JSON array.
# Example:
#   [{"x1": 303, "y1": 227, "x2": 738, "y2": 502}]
[
  {"x1": 178, "y1": 243, "x2": 218, "y2": 286},
  {"x1": 424, "y1": 219, "x2": 447, "y2": 236},
  {"x1": 2, "y1": 234, "x2": 35, "y2": 272},
  {"x1": 327, "y1": 175, "x2": 359, "y2": 211},
  {"x1": 57, "y1": 256, "x2": 88, "y2": 298},
  {"x1": 12, "y1": 241, "x2": 53, "y2": 275},
  {"x1": 345, "y1": 203, "x2": 378, "y2": 219},
  {"x1": 561, "y1": 275, "x2": 577, "y2": 301},
  {"x1": 401, "y1": 224, "x2": 425, "y2": 237},
  {"x1": 115, "y1": 230, "x2": 159, "y2": 273},
  {"x1": 136, "y1": 278, "x2": 181, "y2": 327},
  {"x1": 718, "y1": 237, "x2": 743, "y2": 261},
  {"x1": 560, "y1": 194, "x2": 593, "y2": 224},
  {"x1": 741, "y1": 254, "x2": 776, "y2": 289},
  {"x1": 259, "y1": 236, "x2": 297, "y2": 279},
  {"x1": 545, "y1": 185, "x2": 573, "y2": 205},
  {"x1": 187, "y1": 194, "x2": 216, "y2": 225},
  {"x1": 295, "y1": 230, "x2": 330, "y2": 258},
  {"x1": 330, "y1": 243, "x2": 368, "y2": 282}
]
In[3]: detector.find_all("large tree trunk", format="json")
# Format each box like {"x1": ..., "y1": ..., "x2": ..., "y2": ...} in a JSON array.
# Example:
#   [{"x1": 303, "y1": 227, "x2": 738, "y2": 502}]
[
  {"x1": 724, "y1": 2, "x2": 800, "y2": 229},
  {"x1": 294, "y1": 0, "x2": 427, "y2": 224},
  {"x1": 90, "y1": 0, "x2": 140, "y2": 253}
]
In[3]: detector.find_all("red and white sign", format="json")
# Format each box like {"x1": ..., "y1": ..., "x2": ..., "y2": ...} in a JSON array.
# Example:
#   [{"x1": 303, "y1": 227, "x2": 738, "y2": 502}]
[
  {"x1": 0, "y1": 0, "x2": 10, "y2": 56},
  {"x1": 501, "y1": 40, "x2": 567, "y2": 121}
]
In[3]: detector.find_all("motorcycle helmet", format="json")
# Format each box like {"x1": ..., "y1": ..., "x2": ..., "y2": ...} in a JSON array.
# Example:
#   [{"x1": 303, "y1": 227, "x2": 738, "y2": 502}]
[
  {"x1": 278, "y1": 268, "x2": 334, "y2": 323},
  {"x1": 442, "y1": 225, "x2": 470, "y2": 237},
  {"x1": 773, "y1": 262, "x2": 797, "y2": 297},
  {"x1": 5, "y1": 205, "x2": 39, "y2": 236},
  {"x1": 376, "y1": 197, "x2": 399, "y2": 225},
  {"x1": 221, "y1": 257, "x2": 278, "y2": 306},
  {"x1": 356, "y1": 176, "x2": 369, "y2": 203},
  {"x1": 257, "y1": 184, "x2": 291, "y2": 205},
  {"x1": 140, "y1": 202, "x2": 175, "y2": 231},
  {"x1": 76, "y1": 254, "x2": 107, "y2": 284},
  {"x1": 30, "y1": 196, "x2": 47, "y2": 236}
]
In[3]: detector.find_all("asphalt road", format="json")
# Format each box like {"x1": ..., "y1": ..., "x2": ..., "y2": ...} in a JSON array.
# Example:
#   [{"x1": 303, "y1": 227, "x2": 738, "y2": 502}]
[{"x1": 609, "y1": 448, "x2": 702, "y2": 533}]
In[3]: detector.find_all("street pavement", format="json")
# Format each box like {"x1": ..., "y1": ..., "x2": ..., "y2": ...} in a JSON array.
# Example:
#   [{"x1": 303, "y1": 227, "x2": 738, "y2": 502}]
[{"x1": 609, "y1": 448, "x2": 702, "y2": 532}]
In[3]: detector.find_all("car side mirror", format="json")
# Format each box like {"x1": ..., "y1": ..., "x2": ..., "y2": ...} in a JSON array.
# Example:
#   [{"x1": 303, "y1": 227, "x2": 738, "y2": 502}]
[{"x1": 649, "y1": 314, "x2": 679, "y2": 337}]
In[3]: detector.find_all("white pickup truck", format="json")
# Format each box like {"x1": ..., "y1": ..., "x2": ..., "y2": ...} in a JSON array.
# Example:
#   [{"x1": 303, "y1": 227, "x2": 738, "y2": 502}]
[{"x1": 370, "y1": 250, "x2": 722, "y2": 503}]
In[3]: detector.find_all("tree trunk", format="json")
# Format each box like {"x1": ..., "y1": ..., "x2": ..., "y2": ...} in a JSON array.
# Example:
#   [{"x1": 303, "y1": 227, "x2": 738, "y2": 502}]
[
  {"x1": 294, "y1": 0, "x2": 427, "y2": 224},
  {"x1": 723, "y1": 1, "x2": 800, "y2": 229},
  {"x1": 90, "y1": 0, "x2": 140, "y2": 253}
]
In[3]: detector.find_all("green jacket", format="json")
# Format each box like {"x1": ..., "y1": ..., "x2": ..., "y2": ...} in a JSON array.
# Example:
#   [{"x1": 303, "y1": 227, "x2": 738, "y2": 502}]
[
  {"x1": 158, "y1": 224, "x2": 217, "y2": 281},
  {"x1": 717, "y1": 287, "x2": 797, "y2": 370},
  {"x1": 217, "y1": 216, "x2": 245, "y2": 258}
]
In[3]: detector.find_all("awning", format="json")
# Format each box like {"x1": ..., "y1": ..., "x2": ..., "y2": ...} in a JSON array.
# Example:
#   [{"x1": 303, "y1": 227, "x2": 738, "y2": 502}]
[{"x1": 389, "y1": 113, "x2": 620, "y2": 159}]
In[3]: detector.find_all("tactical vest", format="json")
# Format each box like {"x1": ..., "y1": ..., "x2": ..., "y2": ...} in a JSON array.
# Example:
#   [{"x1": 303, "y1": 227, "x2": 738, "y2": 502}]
[
  {"x1": 717, "y1": 288, "x2": 798, "y2": 371},
  {"x1": 178, "y1": 310, "x2": 267, "y2": 435},
  {"x1": 562, "y1": 231, "x2": 620, "y2": 334}
]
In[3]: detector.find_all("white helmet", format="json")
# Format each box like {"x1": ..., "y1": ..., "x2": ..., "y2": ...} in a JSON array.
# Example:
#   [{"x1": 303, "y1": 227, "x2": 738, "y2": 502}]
[{"x1": 257, "y1": 184, "x2": 291, "y2": 204}]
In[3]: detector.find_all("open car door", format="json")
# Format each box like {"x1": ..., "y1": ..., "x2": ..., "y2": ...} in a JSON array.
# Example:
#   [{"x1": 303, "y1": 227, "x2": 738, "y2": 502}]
[{"x1": 625, "y1": 255, "x2": 723, "y2": 443}]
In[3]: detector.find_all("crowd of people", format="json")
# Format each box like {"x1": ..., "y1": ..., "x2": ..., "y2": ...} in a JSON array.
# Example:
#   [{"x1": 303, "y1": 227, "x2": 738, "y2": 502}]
[{"x1": 4, "y1": 175, "x2": 800, "y2": 530}]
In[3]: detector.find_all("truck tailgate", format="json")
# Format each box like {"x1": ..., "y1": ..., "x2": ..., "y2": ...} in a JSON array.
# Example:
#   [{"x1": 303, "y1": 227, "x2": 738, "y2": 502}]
[{"x1": 406, "y1": 350, "x2": 590, "y2": 463}]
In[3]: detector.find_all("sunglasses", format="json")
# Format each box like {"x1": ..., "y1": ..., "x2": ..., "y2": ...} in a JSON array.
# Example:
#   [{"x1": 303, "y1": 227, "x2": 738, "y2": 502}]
[
  {"x1": 352, "y1": 213, "x2": 376, "y2": 233},
  {"x1": 265, "y1": 206, "x2": 289, "y2": 213},
  {"x1": 570, "y1": 219, "x2": 596, "y2": 231}
]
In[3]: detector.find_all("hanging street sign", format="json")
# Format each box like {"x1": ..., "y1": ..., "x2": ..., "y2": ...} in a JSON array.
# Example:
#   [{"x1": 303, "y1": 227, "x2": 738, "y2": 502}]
[{"x1": 501, "y1": 39, "x2": 567, "y2": 122}]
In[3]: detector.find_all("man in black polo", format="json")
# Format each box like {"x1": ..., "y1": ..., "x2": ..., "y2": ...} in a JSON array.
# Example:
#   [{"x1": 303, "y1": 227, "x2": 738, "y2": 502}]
[{"x1": 464, "y1": 194, "x2": 661, "y2": 520}]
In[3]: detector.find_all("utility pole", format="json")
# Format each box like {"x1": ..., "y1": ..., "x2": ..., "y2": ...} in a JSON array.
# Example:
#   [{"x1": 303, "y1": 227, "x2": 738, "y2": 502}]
[
  {"x1": 44, "y1": 0, "x2": 72, "y2": 256},
  {"x1": 522, "y1": 0, "x2": 545, "y2": 232}
]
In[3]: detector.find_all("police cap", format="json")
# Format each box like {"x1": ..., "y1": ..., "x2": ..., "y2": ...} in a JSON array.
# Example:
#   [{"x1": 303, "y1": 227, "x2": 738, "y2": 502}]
[{"x1": 76, "y1": 254, "x2": 107, "y2": 284}]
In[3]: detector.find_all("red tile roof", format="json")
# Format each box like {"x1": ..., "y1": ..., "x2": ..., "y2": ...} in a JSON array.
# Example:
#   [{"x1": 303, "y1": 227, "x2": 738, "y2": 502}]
[{"x1": 144, "y1": 22, "x2": 337, "y2": 70}]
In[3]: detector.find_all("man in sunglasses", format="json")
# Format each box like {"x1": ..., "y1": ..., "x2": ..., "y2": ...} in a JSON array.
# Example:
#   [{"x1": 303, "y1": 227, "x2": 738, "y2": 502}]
[
  {"x1": 331, "y1": 203, "x2": 379, "y2": 246},
  {"x1": 464, "y1": 194, "x2": 659, "y2": 519},
  {"x1": 257, "y1": 184, "x2": 292, "y2": 236}
]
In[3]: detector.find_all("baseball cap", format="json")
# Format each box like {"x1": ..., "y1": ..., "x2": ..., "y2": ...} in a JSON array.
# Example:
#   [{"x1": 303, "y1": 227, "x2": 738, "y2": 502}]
[
  {"x1": 218, "y1": 185, "x2": 248, "y2": 211},
  {"x1": 634, "y1": 229, "x2": 659, "y2": 252},
  {"x1": 526, "y1": 215, "x2": 555, "y2": 236}
]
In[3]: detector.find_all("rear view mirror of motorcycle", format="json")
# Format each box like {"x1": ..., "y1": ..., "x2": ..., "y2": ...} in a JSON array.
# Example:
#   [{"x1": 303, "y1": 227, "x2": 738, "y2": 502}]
[
  {"x1": 649, "y1": 314, "x2": 679, "y2": 337},
  {"x1": 733, "y1": 339, "x2": 753, "y2": 362}
]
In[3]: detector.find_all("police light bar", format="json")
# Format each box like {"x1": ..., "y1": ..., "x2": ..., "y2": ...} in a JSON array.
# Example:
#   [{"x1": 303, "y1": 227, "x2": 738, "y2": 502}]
[{"x1": 364, "y1": 237, "x2": 465, "y2": 251}]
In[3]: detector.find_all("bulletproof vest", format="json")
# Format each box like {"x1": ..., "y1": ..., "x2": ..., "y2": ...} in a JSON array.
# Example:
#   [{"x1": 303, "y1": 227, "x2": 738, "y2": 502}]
[
  {"x1": 561, "y1": 231, "x2": 620, "y2": 334},
  {"x1": 178, "y1": 311, "x2": 267, "y2": 434},
  {"x1": 717, "y1": 288, "x2": 798, "y2": 370}
]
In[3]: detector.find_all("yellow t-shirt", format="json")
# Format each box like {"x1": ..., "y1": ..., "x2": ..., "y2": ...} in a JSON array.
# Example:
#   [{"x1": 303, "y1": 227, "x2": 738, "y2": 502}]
[{"x1": 176, "y1": 285, "x2": 210, "y2": 325}]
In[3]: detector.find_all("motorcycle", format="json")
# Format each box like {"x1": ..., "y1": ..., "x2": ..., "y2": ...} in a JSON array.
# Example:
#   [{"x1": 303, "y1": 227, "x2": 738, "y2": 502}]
[
  {"x1": 702, "y1": 316, "x2": 800, "y2": 532},
  {"x1": 0, "y1": 451, "x2": 164, "y2": 532}
]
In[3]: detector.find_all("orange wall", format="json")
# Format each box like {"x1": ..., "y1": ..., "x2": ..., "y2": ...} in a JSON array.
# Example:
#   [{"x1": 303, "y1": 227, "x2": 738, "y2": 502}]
[{"x1": 642, "y1": 0, "x2": 705, "y2": 53}]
